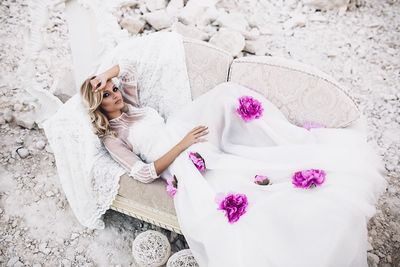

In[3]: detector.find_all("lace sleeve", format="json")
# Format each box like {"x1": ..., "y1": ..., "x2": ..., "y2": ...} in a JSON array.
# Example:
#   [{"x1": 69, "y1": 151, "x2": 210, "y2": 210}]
[
  {"x1": 102, "y1": 136, "x2": 160, "y2": 183},
  {"x1": 116, "y1": 59, "x2": 140, "y2": 107}
]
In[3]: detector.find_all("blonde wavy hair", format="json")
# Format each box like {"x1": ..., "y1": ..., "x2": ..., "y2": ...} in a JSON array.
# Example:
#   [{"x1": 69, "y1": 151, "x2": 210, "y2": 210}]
[{"x1": 80, "y1": 76, "x2": 116, "y2": 138}]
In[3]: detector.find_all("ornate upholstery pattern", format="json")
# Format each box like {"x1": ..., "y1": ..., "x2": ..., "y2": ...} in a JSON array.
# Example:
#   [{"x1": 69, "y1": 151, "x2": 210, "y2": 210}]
[
  {"x1": 228, "y1": 56, "x2": 361, "y2": 128},
  {"x1": 182, "y1": 38, "x2": 233, "y2": 99}
]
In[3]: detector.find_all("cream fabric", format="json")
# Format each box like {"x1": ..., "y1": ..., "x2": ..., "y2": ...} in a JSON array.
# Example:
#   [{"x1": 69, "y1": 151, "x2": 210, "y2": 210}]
[
  {"x1": 228, "y1": 56, "x2": 361, "y2": 128},
  {"x1": 183, "y1": 38, "x2": 233, "y2": 99}
]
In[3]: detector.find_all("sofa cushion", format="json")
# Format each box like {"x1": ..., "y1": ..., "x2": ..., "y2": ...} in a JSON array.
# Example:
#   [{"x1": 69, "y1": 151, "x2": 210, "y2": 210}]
[
  {"x1": 228, "y1": 56, "x2": 361, "y2": 128},
  {"x1": 182, "y1": 37, "x2": 233, "y2": 99},
  {"x1": 117, "y1": 174, "x2": 176, "y2": 216}
]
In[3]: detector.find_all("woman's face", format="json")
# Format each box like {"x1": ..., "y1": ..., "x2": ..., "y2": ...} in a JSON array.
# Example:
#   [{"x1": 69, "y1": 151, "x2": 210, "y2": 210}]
[{"x1": 100, "y1": 80, "x2": 125, "y2": 114}]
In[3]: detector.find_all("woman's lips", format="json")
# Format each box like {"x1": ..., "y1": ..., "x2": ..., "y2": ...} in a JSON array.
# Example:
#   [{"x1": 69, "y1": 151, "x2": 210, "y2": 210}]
[{"x1": 115, "y1": 99, "x2": 122, "y2": 104}]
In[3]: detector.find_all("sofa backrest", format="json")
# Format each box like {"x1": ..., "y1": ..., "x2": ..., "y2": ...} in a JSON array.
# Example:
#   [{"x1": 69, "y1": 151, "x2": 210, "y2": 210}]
[
  {"x1": 182, "y1": 37, "x2": 233, "y2": 99},
  {"x1": 228, "y1": 56, "x2": 360, "y2": 128}
]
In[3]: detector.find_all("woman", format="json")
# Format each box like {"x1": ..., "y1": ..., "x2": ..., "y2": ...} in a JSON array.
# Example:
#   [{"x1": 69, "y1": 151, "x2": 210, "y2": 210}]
[{"x1": 81, "y1": 61, "x2": 387, "y2": 267}]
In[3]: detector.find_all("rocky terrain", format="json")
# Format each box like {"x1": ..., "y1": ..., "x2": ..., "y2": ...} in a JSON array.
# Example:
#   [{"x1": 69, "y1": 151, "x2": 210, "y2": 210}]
[{"x1": 0, "y1": 0, "x2": 399, "y2": 266}]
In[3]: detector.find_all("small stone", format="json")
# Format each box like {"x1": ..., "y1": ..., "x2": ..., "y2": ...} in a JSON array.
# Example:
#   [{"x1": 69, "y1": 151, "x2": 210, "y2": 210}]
[
  {"x1": 70, "y1": 232, "x2": 79, "y2": 240},
  {"x1": 145, "y1": 0, "x2": 167, "y2": 12},
  {"x1": 120, "y1": 17, "x2": 146, "y2": 34},
  {"x1": 142, "y1": 10, "x2": 173, "y2": 30},
  {"x1": 45, "y1": 191, "x2": 54, "y2": 197},
  {"x1": 4, "y1": 109, "x2": 13, "y2": 123},
  {"x1": 367, "y1": 252, "x2": 380, "y2": 267},
  {"x1": 16, "y1": 148, "x2": 29, "y2": 159},
  {"x1": 13, "y1": 103, "x2": 23, "y2": 112},
  {"x1": 13, "y1": 261, "x2": 24, "y2": 267},
  {"x1": 61, "y1": 259, "x2": 71, "y2": 267},
  {"x1": 6, "y1": 256, "x2": 19, "y2": 267},
  {"x1": 0, "y1": 117, "x2": 5, "y2": 125},
  {"x1": 209, "y1": 28, "x2": 245, "y2": 57},
  {"x1": 171, "y1": 21, "x2": 209, "y2": 41},
  {"x1": 15, "y1": 113, "x2": 35, "y2": 129},
  {"x1": 216, "y1": 12, "x2": 249, "y2": 32},
  {"x1": 35, "y1": 140, "x2": 46, "y2": 150}
]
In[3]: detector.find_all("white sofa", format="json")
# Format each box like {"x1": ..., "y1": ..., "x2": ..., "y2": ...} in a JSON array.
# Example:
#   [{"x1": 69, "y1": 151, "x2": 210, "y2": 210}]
[{"x1": 65, "y1": 1, "x2": 362, "y2": 234}]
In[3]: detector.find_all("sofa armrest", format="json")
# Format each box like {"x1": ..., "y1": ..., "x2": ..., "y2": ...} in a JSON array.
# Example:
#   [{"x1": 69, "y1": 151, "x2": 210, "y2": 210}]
[{"x1": 228, "y1": 56, "x2": 361, "y2": 128}]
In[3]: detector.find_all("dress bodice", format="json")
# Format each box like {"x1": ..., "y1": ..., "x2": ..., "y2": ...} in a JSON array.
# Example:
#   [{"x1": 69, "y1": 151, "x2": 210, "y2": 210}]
[{"x1": 125, "y1": 106, "x2": 174, "y2": 163}]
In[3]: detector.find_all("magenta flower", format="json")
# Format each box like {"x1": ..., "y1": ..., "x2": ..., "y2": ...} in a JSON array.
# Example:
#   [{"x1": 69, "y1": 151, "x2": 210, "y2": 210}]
[
  {"x1": 254, "y1": 174, "x2": 270, "y2": 185},
  {"x1": 292, "y1": 169, "x2": 326, "y2": 189},
  {"x1": 188, "y1": 152, "x2": 206, "y2": 172},
  {"x1": 236, "y1": 95, "x2": 264, "y2": 122},
  {"x1": 216, "y1": 192, "x2": 248, "y2": 224},
  {"x1": 302, "y1": 121, "x2": 325, "y2": 131},
  {"x1": 166, "y1": 175, "x2": 178, "y2": 197}
]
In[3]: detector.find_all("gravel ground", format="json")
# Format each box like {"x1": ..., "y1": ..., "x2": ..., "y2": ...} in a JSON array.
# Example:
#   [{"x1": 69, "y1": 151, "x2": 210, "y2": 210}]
[{"x1": 0, "y1": 0, "x2": 399, "y2": 266}]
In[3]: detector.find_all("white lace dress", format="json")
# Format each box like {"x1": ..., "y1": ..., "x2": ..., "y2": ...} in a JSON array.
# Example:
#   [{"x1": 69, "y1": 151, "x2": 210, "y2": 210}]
[{"x1": 106, "y1": 79, "x2": 387, "y2": 267}]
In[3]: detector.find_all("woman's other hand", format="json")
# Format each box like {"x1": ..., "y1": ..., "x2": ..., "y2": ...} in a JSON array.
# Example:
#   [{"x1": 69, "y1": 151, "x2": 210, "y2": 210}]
[{"x1": 178, "y1": 125, "x2": 209, "y2": 151}]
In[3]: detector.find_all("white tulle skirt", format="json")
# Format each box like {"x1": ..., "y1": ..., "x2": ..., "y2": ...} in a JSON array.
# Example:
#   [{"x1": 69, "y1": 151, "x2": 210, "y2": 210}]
[{"x1": 159, "y1": 82, "x2": 387, "y2": 267}]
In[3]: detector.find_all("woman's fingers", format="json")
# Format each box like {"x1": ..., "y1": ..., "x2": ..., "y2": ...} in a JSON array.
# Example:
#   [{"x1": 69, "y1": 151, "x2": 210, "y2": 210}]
[{"x1": 192, "y1": 126, "x2": 208, "y2": 134}]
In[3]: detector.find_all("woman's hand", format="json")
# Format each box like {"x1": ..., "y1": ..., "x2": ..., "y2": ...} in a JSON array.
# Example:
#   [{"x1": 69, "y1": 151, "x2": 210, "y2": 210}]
[
  {"x1": 90, "y1": 65, "x2": 120, "y2": 93},
  {"x1": 90, "y1": 74, "x2": 108, "y2": 93},
  {"x1": 178, "y1": 125, "x2": 209, "y2": 151}
]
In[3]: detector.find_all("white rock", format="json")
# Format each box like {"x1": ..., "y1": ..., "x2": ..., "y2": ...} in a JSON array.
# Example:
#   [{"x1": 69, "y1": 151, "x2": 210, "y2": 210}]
[
  {"x1": 244, "y1": 40, "x2": 266, "y2": 54},
  {"x1": 142, "y1": 10, "x2": 173, "y2": 30},
  {"x1": 0, "y1": 117, "x2": 5, "y2": 125},
  {"x1": 216, "y1": 12, "x2": 249, "y2": 32},
  {"x1": 209, "y1": 28, "x2": 245, "y2": 57},
  {"x1": 13, "y1": 103, "x2": 23, "y2": 112},
  {"x1": 302, "y1": 0, "x2": 350, "y2": 11},
  {"x1": 4, "y1": 109, "x2": 13, "y2": 123},
  {"x1": 32, "y1": 264, "x2": 42, "y2": 267},
  {"x1": 145, "y1": 0, "x2": 167, "y2": 12},
  {"x1": 196, "y1": 6, "x2": 220, "y2": 26},
  {"x1": 171, "y1": 21, "x2": 209, "y2": 41},
  {"x1": 13, "y1": 261, "x2": 24, "y2": 267},
  {"x1": 367, "y1": 252, "x2": 380, "y2": 267},
  {"x1": 120, "y1": 17, "x2": 146, "y2": 34},
  {"x1": 70, "y1": 232, "x2": 79, "y2": 240},
  {"x1": 45, "y1": 190, "x2": 54, "y2": 197},
  {"x1": 241, "y1": 27, "x2": 260, "y2": 40},
  {"x1": 6, "y1": 256, "x2": 19, "y2": 267},
  {"x1": 61, "y1": 259, "x2": 71, "y2": 267},
  {"x1": 166, "y1": 0, "x2": 184, "y2": 16},
  {"x1": 35, "y1": 140, "x2": 46, "y2": 150},
  {"x1": 178, "y1": 0, "x2": 209, "y2": 25},
  {"x1": 284, "y1": 14, "x2": 307, "y2": 29},
  {"x1": 15, "y1": 113, "x2": 35, "y2": 129},
  {"x1": 16, "y1": 148, "x2": 29, "y2": 159}
]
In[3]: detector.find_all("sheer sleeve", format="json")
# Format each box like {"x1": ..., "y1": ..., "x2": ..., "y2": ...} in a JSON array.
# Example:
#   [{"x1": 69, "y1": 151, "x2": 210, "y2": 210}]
[
  {"x1": 102, "y1": 136, "x2": 160, "y2": 183},
  {"x1": 115, "y1": 59, "x2": 140, "y2": 107}
]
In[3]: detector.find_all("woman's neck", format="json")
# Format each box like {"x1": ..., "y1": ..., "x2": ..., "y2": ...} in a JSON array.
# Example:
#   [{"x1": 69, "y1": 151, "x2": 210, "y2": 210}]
[{"x1": 107, "y1": 110, "x2": 123, "y2": 120}]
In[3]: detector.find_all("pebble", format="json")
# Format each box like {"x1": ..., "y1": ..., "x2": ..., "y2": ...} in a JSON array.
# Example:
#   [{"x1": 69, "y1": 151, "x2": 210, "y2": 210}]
[
  {"x1": 45, "y1": 190, "x2": 54, "y2": 197},
  {"x1": 34, "y1": 140, "x2": 46, "y2": 150},
  {"x1": 16, "y1": 147, "x2": 29, "y2": 159},
  {"x1": 6, "y1": 256, "x2": 19, "y2": 267}
]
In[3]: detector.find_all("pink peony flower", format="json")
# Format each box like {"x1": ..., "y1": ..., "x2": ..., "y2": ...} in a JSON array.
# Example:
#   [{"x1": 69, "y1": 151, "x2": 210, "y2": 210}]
[
  {"x1": 236, "y1": 95, "x2": 264, "y2": 122},
  {"x1": 254, "y1": 174, "x2": 270, "y2": 185},
  {"x1": 166, "y1": 175, "x2": 178, "y2": 197},
  {"x1": 217, "y1": 192, "x2": 248, "y2": 224},
  {"x1": 292, "y1": 169, "x2": 326, "y2": 189},
  {"x1": 302, "y1": 121, "x2": 325, "y2": 131},
  {"x1": 188, "y1": 152, "x2": 206, "y2": 172}
]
